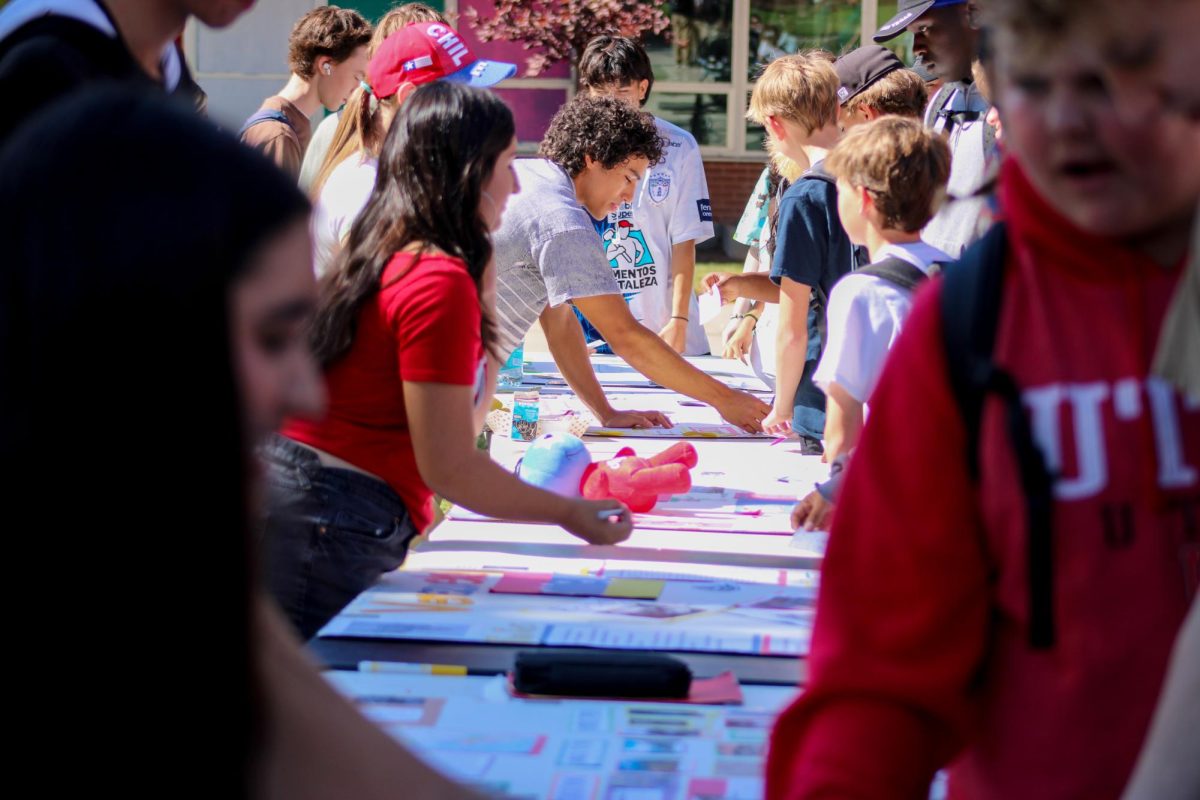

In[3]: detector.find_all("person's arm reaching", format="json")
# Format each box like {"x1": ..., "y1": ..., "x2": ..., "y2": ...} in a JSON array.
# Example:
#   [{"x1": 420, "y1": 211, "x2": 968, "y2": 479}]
[
  {"x1": 766, "y1": 286, "x2": 989, "y2": 797},
  {"x1": 574, "y1": 293, "x2": 770, "y2": 432},
  {"x1": 724, "y1": 303, "x2": 760, "y2": 363},
  {"x1": 530, "y1": 227, "x2": 672, "y2": 428},
  {"x1": 764, "y1": 276, "x2": 811, "y2": 435},
  {"x1": 723, "y1": 244, "x2": 772, "y2": 361},
  {"x1": 702, "y1": 270, "x2": 781, "y2": 304},
  {"x1": 539, "y1": 302, "x2": 671, "y2": 429},
  {"x1": 394, "y1": 261, "x2": 631, "y2": 543},
  {"x1": 405, "y1": 379, "x2": 632, "y2": 544},
  {"x1": 723, "y1": 247, "x2": 763, "y2": 353},
  {"x1": 658, "y1": 240, "x2": 697, "y2": 353}
]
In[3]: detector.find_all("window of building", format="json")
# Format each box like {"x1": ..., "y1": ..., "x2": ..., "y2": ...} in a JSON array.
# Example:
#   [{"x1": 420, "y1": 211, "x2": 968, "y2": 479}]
[{"x1": 451, "y1": 0, "x2": 907, "y2": 160}]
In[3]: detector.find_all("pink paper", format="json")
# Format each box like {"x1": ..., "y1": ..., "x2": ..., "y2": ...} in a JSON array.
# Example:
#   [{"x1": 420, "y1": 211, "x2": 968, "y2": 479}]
[{"x1": 490, "y1": 573, "x2": 552, "y2": 595}]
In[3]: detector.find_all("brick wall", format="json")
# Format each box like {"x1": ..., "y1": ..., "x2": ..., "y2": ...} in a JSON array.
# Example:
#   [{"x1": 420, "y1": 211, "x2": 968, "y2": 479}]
[{"x1": 702, "y1": 159, "x2": 766, "y2": 229}]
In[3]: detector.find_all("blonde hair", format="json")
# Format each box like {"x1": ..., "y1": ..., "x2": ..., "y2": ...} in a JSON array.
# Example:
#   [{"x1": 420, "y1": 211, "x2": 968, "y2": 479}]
[
  {"x1": 825, "y1": 116, "x2": 951, "y2": 233},
  {"x1": 747, "y1": 51, "x2": 838, "y2": 135},
  {"x1": 310, "y1": 3, "x2": 449, "y2": 196},
  {"x1": 844, "y1": 68, "x2": 928, "y2": 120},
  {"x1": 767, "y1": 138, "x2": 804, "y2": 183},
  {"x1": 371, "y1": 2, "x2": 445, "y2": 51}
]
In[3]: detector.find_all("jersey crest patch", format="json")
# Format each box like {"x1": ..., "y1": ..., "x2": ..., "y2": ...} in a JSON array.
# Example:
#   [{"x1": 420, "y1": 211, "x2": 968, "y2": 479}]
[{"x1": 647, "y1": 170, "x2": 672, "y2": 204}]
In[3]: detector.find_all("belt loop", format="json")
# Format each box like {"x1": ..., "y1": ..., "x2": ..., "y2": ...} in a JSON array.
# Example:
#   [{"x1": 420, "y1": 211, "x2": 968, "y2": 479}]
[
  {"x1": 294, "y1": 465, "x2": 312, "y2": 491},
  {"x1": 288, "y1": 439, "x2": 316, "y2": 491}
]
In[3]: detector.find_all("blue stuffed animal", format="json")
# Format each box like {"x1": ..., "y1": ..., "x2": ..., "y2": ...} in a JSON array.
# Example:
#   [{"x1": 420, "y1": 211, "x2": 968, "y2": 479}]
[{"x1": 515, "y1": 433, "x2": 592, "y2": 497}]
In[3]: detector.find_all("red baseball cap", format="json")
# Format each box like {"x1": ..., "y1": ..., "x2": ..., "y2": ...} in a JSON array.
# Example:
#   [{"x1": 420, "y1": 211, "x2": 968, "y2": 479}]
[{"x1": 366, "y1": 22, "x2": 517, "y2": 100}]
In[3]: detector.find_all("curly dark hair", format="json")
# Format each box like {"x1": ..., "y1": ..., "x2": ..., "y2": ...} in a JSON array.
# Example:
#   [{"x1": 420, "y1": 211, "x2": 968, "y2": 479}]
[
  {"x1": 287, "y1": 6, "x2": 372, "y2": 78},
  {"x1": 538, "y1": 95, "x2": 665, "y2": 177}
]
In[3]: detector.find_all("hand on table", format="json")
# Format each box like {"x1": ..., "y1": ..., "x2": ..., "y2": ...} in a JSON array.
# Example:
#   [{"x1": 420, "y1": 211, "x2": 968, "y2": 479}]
[
  {"x1": 562, "y1": 499, "x2": 633, "y2": 544},
  {"x1": 714, "y1": 390, "x2": 771, "y2": 433},
  {"x1": 599, "y1": 408, "x2": 673, "y2": 429},
  {"x1": 791, "y1": 489, "x2": 834, "y2": 531},
  {"x1": 761, "y1": 407, "x2": 793, "y2": 437},
  {"x1": 657, "y1": 318, "x2": 689, "y2": 354},
  {"x1": 722, "y1": 315, "x2": 756, "y2": 363}
]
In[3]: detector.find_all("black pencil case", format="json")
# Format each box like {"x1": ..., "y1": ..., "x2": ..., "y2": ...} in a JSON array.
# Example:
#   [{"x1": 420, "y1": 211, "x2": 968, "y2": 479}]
[{"x1": 513, "y1": 651, "x2": 693, "y2": 698}]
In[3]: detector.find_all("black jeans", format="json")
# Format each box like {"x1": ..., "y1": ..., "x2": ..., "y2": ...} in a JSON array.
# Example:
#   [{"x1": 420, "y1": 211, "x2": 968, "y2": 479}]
[{"x1": 260, "y1": 434, "x2": 418, "y2": 640}]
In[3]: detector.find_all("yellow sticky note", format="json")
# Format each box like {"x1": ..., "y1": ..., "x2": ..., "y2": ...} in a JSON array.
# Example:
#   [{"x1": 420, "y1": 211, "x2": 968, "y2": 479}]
[
  {"x1": 603, "y1": 579, "x2": 664, "y2": 600},
  {"x1": 416, "y1": 593, "x2": 472, "y2": 607}
]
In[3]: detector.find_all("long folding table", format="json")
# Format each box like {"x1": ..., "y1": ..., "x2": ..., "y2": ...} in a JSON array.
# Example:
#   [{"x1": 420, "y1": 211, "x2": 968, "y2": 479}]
[{"x1": 312, "y1": 352, "x2": 830, "y2": 798}]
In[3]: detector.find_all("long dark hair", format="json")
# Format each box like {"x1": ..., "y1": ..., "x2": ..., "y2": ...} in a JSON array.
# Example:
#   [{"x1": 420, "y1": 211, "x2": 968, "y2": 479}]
[
  {"x1": 311, "y1": 81, "x2": 515, "y2": 366},
  {"x1": 0, "y1": 88, "x2": 309, "y2": 797}
]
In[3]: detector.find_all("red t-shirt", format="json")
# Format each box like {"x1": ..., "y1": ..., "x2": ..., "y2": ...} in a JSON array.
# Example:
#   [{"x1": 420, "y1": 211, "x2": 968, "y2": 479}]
[
  {"x1": 283, "y1": 252, "x2": 486, "y2": 533},
  {"x1": 767, "y1": 161, "x2": 1199, "y2": 799}
]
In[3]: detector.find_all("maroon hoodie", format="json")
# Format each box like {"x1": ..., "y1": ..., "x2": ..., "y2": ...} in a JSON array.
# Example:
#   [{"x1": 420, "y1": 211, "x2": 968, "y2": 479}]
[{"x1": 767, "y1": 160, "x2": 1199, "y2": 799}]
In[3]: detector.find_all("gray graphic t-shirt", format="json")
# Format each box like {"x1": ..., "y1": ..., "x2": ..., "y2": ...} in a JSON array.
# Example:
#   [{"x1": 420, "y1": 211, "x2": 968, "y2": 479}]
[{"x1": 493, "y1": 159, "x2": 621, "y2": 359}]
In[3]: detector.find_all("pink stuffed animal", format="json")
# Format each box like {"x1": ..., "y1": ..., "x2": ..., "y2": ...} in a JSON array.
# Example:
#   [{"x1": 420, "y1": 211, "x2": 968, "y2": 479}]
[{"x1": 580, "y1": 442, "x2": 698, "y2": 513}]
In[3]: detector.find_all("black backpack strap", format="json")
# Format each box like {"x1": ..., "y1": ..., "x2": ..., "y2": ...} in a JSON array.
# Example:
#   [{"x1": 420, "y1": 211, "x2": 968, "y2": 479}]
[
  {"x1": 238, "y1": 108, "x2": 295, "y2": 138},
  {"x1": 940, "y1": 222, "x2": 1058, "y2": 649},
  {"x1": 925, "y1": 82, "x2": 955, "y2": 128},
  {"x1": 855, "y1": 256, "x2": 931, "y2": 292},
  {"x1": 794, "y1": 163, "x2": 839, "y2": 357},
  {"x1": 941, "y1": 223, "x2": 1008, "y2": 477}
]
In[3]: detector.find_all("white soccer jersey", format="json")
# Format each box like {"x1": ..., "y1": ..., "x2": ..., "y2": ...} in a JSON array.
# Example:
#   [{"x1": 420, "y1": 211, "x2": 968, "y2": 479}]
[{"x1": 606, "y1": 117, "x2": 715, "y2": 355}]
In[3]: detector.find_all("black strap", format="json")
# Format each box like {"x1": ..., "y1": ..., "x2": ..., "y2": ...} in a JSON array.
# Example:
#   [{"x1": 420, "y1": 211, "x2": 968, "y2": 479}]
[
  {"x1": 941, "y1": 223, "x2": 1009, "y2": 478},
  {"x1": 796, "y1": 162, "x2": 849, "y2": 360},
  {"x1": 855, "y1": 256, "x2": 933, "y2": 292},
  {"x1": 985, "y1": 367, "x2": 1057, "y2": 648},
  {"x1": 940, "y1": 223, "x2": 1058, "y2": 649},
  {"x1": 926, "y1": 82, "x2": 955, "y2": 126},
  {"x1": 238, "y1": 108, "x2": 295, "y2": 138}
]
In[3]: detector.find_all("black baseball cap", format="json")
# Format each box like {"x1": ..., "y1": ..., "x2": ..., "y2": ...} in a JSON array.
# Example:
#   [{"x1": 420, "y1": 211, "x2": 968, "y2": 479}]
[
  {"x1": 835, "y1": 46, "x2": 904, "y2": 105},
  {"x1": 874, "y1": 0, "x2": 966, "y2": 43}
]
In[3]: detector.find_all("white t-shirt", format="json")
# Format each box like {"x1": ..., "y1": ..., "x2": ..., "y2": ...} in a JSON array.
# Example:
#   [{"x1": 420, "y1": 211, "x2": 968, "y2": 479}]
[
  {"x1": 813, "y1": 240, "x2": 951, "y2": 404},
  {"x1": 311, "y1": 154, "x2": 377, "y2": 278},
  {"x1": 607, "y1": 117, "x2": 715, "y2": 355},
  {"x1": 298, "y1": 110, "x2": 340, "y2": 193}
]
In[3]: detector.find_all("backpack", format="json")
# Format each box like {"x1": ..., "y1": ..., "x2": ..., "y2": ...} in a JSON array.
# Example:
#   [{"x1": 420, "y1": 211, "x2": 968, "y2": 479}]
[
  {"x1": 856, "y1": 256, "x2": 942, "y2": 292},
  {"x1": 238, "y1": 108, "x2": 295, "y2": 139},
  {"x1": 927, "y1": 81, "x2": 999, "y2": 161},
  {"x1": 939, "y1": 223, "x2": 1058, "y2": 649}
]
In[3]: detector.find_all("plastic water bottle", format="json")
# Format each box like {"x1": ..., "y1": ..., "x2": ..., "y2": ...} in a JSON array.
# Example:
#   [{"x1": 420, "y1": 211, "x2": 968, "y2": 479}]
[{"x1": 497, "y1": 342, "x2": 524, "y2": 388}]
